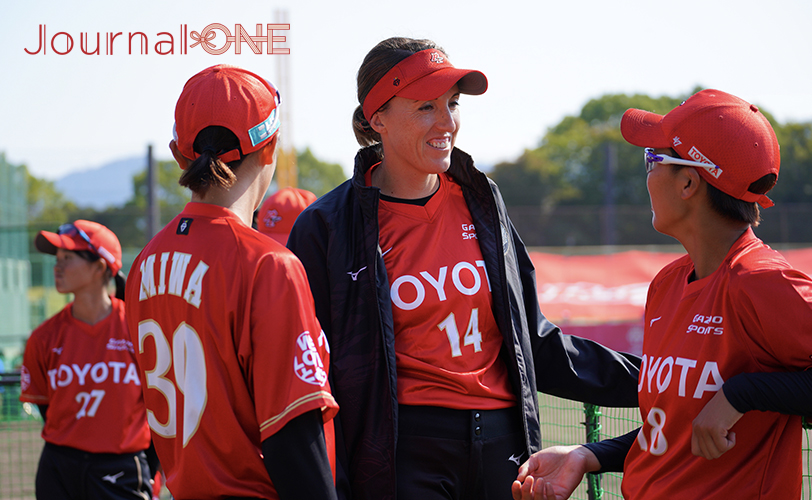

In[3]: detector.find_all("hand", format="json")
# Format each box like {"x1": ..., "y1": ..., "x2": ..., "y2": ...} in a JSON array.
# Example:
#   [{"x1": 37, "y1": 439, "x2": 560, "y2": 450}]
[
  {"x1": 511, "y1": 475, "x2": 555, "y2": 500},
  {"x1": 511, "y1": 445, "x2": 596, "y2": 500},
  {"x1": 691, "y1": 389, "x2": 743, "y2": 459}
]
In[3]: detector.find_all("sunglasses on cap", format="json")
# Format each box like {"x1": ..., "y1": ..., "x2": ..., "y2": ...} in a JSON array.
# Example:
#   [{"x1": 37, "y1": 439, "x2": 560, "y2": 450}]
[
  {"x1": 58, "y1": 223, "x2": 98, "y2": 257},
  {"x1": 644, "y1": 148, "x2": 721, "y2": 175}
]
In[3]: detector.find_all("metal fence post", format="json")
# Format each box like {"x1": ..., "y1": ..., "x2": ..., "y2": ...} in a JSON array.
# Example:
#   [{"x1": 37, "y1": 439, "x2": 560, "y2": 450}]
[{"x1": 585, "y1": 403, "x2": 603, "y2": 500}]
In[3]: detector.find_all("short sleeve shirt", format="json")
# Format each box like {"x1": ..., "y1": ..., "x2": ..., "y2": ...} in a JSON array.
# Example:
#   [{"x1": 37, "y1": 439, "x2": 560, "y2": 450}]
[
  {"x1": 126, "y1": 203, "x2": 338, "y2": 500},
  {"x1": 20, "y1": 298, "x2": 151, "y2": 454},
  {"x1": 623, "y1": 229, "x2": 812, "y2": 499},
  {"x1": 375, "y1": 172, "x2": 515, "y2": 410}
]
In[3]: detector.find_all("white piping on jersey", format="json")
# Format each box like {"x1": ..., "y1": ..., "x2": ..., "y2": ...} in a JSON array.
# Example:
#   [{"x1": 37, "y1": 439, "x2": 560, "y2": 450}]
[{"x1": 650, "y1": 316, "x2": 662, "y2": 327}]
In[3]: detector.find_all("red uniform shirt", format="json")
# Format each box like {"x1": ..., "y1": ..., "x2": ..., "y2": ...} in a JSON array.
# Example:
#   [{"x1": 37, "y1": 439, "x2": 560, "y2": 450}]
[
  {"x1": 375, "y1": 171, "x2": 515, "y2": 409},
  {"x1": 126, "y1": 203, "x2": 338, "y2": 500},
  {"x1": 623, "y1": 229, "x2": 812, "y2": 499},
  {"x1": 20, "y1": 297, "x2": 151, "y2": 454}
]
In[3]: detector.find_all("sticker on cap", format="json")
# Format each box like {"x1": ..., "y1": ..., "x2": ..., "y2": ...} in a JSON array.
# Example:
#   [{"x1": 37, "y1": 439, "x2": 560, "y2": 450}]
[
  {"x1": 248, "y1": 108, "x2": 280, "y2": 147},
  {"x1": 97, "y1": 246, "x2": 117, "y2": 267},
  {"x1": 687, "y1": 146, "x2": 723, "y2": 178},
  {"x1": 264, "y1": 209, "x2": 282, "y2": 228}
]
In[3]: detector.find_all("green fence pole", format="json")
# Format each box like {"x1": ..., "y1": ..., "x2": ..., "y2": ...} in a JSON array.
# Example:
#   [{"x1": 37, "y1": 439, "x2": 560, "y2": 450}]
[{"x1": 585, "y1": 403, "x2": 603, "y2": 500}]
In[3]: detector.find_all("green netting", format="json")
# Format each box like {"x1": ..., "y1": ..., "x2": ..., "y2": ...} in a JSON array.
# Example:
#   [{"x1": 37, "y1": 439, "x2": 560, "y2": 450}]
[
  {"x1": 0, "y1": 381, "x2": 42, "y2": 500},
  {"x1": 0, "y1": 391, "x2": 809, "y2": 499},
  {"x1": 538, "y1": 393, "x2": 812, "y2": 499}
]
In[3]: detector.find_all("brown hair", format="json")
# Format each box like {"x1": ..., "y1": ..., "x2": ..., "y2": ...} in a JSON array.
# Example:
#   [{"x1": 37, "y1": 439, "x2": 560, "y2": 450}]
[
  {"x1": 706, "y1": 174, "x2": 777, "y2": 227},
  {"x1": 179, "y1": 126, "x2": 244, "y2": 195},
  {"x1": 74, "y1": 249, "x2": 126, "y2": 300},
  {"x1": 352, "y1": 37, "x2": 445, "y2": 147}
]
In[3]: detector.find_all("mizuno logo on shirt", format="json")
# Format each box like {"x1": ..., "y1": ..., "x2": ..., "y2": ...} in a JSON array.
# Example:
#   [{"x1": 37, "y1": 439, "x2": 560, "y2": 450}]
[
  {"x1": 508, "y1": 452, "x2": 524, "y2": 466},
  {"x1": 349, "y1": 248, "x2": 393, "y2": 281},
  {"x1": 102, "y1": 471, "x2": 124, "y2": 484},
  {"x1": 348, "y1": 266, "x2": 367, "y2": 281}
]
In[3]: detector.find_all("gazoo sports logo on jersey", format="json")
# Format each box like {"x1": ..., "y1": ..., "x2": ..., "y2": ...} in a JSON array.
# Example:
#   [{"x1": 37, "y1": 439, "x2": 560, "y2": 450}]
[
  {"x1": 687, "y1": 314, "x2": 724, "y2": 335},
  {"x1": 294, "y1": 331, "x2": 328, "y2": 386}
]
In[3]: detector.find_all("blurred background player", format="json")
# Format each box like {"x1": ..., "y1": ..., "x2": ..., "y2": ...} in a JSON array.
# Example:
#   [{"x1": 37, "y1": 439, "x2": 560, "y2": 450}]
[
  {"x1": 20, "y1": 220, "x2": 153, "y2": 500},
  {"x1": 126, "y1": 64, "x2": 338, "y2": 500},
  {"x1": 257, "y1": 187, "x2": 317, "y2": 245},
  {"x1": 512, "y1": 89, "x2": 812, "y2": 500},
  {"x1": 287, "y1": 37, "x2": 640, "y2": 500}
]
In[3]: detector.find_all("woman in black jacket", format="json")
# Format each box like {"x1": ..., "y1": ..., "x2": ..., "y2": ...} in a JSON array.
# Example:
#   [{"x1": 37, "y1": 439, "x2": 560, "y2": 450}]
[{"x1": 287, "y1": 36, "x2": 640, "y2": 500}]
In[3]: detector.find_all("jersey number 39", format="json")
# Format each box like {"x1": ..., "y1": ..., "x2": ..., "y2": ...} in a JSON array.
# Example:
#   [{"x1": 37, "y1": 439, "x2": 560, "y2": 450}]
[{"x1": 138, "y1": 320, "x2": 207, "y2": 447}]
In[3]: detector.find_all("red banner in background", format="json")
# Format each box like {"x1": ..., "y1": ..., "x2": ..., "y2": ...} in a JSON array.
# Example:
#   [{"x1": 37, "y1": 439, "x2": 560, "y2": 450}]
[{"x1": 530, "y1": 248, "x2": 812, "y2": 355}]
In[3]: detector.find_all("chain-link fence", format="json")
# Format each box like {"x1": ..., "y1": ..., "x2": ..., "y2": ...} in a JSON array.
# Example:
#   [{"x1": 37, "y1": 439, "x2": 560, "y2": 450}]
[{"x1": 1, "y1": 382, "x2": 810, "y2": 499}]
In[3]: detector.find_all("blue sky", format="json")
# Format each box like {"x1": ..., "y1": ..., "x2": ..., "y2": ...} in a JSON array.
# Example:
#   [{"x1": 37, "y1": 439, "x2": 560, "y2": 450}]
[{"x1": 2, "y1": 0, "x2": 810, "y2": 180}]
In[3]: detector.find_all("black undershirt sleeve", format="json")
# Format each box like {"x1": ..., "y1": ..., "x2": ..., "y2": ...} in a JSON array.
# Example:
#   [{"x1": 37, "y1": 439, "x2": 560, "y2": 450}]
[
  {"x1": 261, "y1": 409, "x2": 337, "y2": 500},
  {"x1": 723, "y1": 370, "x2": 812, "y2": 415},
  {"x1": 580, "y1": 370, "x2": 812, "y2": 474},
  {"x1": 37, "y1": 404, "x2": 48, "y2": 424},
  {"x1": 582, "y1": 428, "x2": 637, "y2": 473}
]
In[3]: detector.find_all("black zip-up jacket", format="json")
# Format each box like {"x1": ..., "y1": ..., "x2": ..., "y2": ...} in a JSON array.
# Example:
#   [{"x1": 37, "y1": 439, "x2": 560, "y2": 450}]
[{"x1": 287, "y1": 145, "x2": 640, "y2": 500}]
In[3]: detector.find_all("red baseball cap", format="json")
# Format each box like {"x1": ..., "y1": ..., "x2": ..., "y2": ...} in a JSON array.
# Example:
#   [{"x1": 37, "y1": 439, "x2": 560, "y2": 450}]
[
  {"x1": 362, "y1": 49, "x2": 488, "y2": 121},
  {"x1": 35, "y1": 220, "x2": 123, "y2": 274},
  {"x1": 174, "y1": 64, "x2": 281, "y2": 165},
  {"x1": 621, "y1": 89, "x2": 780, "y2": 208},
  {"x1": 257, "y1": 187, "x2": 318, "y2": 245}
]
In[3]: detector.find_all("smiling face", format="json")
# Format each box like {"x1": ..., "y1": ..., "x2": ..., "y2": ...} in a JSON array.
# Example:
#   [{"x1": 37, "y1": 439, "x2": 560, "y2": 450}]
[
  {"x1": 372, "y1": 84, "x2": 461, "y2": 184},
  {"x1": 54, "y1": 248, "x2": 103, "y2": 295}
]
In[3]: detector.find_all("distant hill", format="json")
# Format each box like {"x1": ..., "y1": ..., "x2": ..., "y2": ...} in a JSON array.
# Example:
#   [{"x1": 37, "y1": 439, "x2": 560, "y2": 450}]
[{"x1": 55, "y1": 157, "x2": 146, "y2": 209}]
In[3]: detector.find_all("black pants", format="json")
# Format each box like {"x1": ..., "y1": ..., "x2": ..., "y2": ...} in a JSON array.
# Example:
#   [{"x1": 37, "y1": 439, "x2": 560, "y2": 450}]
[
  {"x1": 396, "y1": 405, "x2": 526, "y2": 500},
  {"x1": 35, "y1": 442, "x2": 153, "y2": 500}
]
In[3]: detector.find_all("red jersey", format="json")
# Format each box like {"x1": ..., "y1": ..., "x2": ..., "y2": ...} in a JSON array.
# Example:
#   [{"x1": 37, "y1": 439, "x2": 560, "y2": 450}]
[
  {"x1": 125, "y1": 203, "x2": 338, "y2": 500},
  {"x1": 623, "y1": 228, "x2": 812, "y2": 499},
  {"x1": 375, "y1": 171, "x2": 515, "y2": 409},
  {"x1": 20, "y1": 297, "x2": 151, "y2": 454}
]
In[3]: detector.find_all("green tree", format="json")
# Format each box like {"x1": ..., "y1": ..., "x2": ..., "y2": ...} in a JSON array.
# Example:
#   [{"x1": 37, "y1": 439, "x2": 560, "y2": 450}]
[
  {"x1": 490, "y1": 91, "x2": 688, "y2": 208},
  {"x1": 769, "y1": 121, "x2": 812, "y2": 202},
  {"x1": 48, "y1": 159, "x2": 191, "y2": 250},
  {"x1": 26, "y1": 166, "x2": 79, "y2": 229},
  {"x1": 109, "y1": 159, "x2": 190, "y2": 248},
  {"x1": 296, "y1": 147, "x2": 348, "y2": 196},
  {"x1": 22, "y1": 147, "x2": 349, "y2": 252}
]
